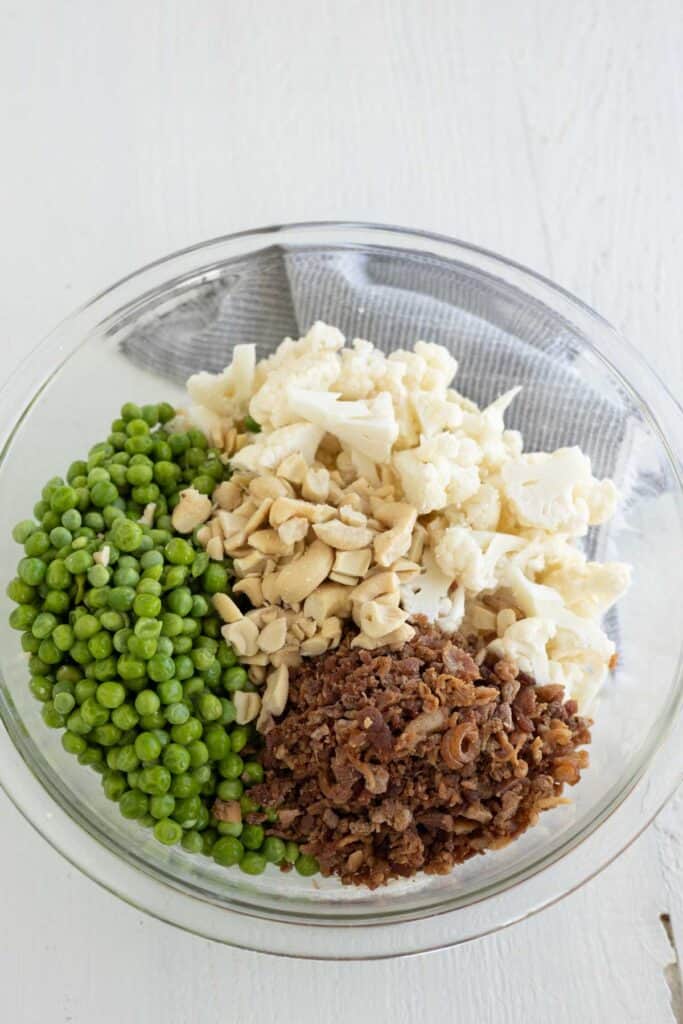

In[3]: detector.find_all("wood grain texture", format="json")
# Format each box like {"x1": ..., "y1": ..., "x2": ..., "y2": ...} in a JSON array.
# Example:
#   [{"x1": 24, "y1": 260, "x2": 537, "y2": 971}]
[{"x1": 0, "y1": 1, "x2": 680, "y2": 1021}]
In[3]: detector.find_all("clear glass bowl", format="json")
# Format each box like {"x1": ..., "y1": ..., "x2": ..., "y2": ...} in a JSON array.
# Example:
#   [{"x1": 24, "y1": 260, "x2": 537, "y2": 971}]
[{"x1": 0, "y1": 222, "x2": 681, "y2": 959}]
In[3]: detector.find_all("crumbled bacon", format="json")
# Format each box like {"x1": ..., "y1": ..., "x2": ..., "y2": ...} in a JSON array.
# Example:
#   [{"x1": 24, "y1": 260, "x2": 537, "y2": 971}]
[{"x1": 251, "y1": 617, "x2": 592, "y2": 888}]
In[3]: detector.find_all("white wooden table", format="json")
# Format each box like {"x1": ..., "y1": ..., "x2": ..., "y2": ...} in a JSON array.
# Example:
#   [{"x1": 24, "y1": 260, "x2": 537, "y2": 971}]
[{"x1": 0, "y1": 2, "x2": 681, "y2": 1020}]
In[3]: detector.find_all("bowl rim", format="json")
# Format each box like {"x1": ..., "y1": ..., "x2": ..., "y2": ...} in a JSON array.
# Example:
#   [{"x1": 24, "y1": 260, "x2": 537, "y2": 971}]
[{"x1": 0, "y1": 219, "x2": 681, "y2": 958}]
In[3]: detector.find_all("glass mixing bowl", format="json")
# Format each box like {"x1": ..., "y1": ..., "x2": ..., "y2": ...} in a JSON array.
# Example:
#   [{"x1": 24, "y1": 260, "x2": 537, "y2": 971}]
[{"x1": 0, "y1": 222, "x2": 681, "y2": 959}]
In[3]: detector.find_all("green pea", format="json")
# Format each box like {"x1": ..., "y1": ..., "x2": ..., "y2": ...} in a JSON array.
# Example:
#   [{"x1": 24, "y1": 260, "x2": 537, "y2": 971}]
[
  {"x1": 173, "y1": 655, "x2": 194, "y2": 681},
  {"x1": 145, "y1": 653, "x2": 173, "y2": 683},
  {"x1": 134, "y1": 690, "x2": 160, "y2": 716},
  {"x1": 241, "y1": 824, "x2": 264, "y2": 851},
  {"x1": 41, "y1": 701, "x2": 66, "y2": 729},
  {"x1": 96, "y1": 681, "x2": 126, "y2": 709},
  {"x1": 109, "y1": 586, "x2": 136, "y2": 611},
  {"x1": 87, "y1": 564, "x2": 110, "y2": 588},
  {"x1": 262, "y1": 837, "x2": 286, "y2": 864},
  {"x1": 111, "y1": 518, "x2": 143, "y2": 553},
  {"x1": 138, "y1": 765, "x2": 171, "y2": 795},
  {"x1": 217, "y1": 778, "x2": 243, "y2": 801},
  {"x1": 119, "y1": 789, "x2": 149, "y2": 820},
  {"x1": 201, "y1": 563, "x2": 227, "y2": 594},
  {"x1": 90, "y1": 480, "x2": 119, "y2": 508},
  {"x1": 127, "y1": 634, "x2": 157, "y2": 661},
  {"x1": 241, "y1": 761, "x2": 264, "y2": 787},
  {"x1": 204, "y1": 725, "x2": 231, "y2": 761},
  {"x1": 37, "y1": 638, "x2": 61, "y2": 665},
  {"x1": 135, "y1": 731, "x2": 162, "y2": 762},
  {"x1": 157, "y1": 679, "x2": 182, "y2": 705},
  {"x1": 212, "y1": 836, "x2": 244, "y2": 866},
  {"x1": 12, "y1": 519, "x2": 37, "y2": 544},
  {"x1": 163, "y1": 565, "x2": 188, "y2": 590},
  {"x1": 153, "y1": 817, "x2": 183, "y2": 845},
  {"x1": 165, "y1": 538, "x2": 195, "y2": 566},
  {"x1": 163, "y1": 743, "x2": 191, "y2": 774},
  {"x1": 239, "y1": 851, "x2": 266, "y2": 875},
  {"x1": 150, "y1": 793, "x2": 176, "y2": 819},
  {"x1": 111, "y1": 704, "x2": 139, "y2": 730},
  {"x1": 61, "y1": 508, "x2": 82, "y2": 531},
  {"x1": 223, "y1": 666, "x2": 248, "y2": 693},
  {"x1": 155, "y1": 635, "x2": 174, "y2": 657},
  {"x1": 172, "y1": 795, "x2": 202, "y2": 828},
  {"x1": 117, "y1": 654, "x2": 146, "y2": 680},
  {"x1": 230, "y1": 726, "x2": 249, "y2": 754},
  {"x1": 74, "y1": 614, "x2": 100, "y2": 640},
  {"x1": 181, "y1": 830, "x2": 204, "y2": 854},
  {"x1": 295, "y1": 854, "x2": 320, "y2": 877},
  {"x1": 18, "y1": 557, "x2": 47, "y2": 586},
  {"x1": 219, "y1": 753, "x2": 244, "y2": 780},
  {"x1": 102, "y1": 771, "x2": 127, "y2": 801},
  {"x1": 64, "y1": 549, "x2": 92, "y2": 574},
  {"x1": 62, "y1": 732, "x2": 87, "y2": 756},
  {"x1": 133, "y1": 593, "x2": 161, "y2": 618},
  {"x1": 50, "y1": 485, "x2": 78, "y2": 513},
  {"x1": 88, "y1": 631, "x2": 113, "y2": 660},
  {"x1": 165, "y1": 702, "x2": 190, "y2": 726}
]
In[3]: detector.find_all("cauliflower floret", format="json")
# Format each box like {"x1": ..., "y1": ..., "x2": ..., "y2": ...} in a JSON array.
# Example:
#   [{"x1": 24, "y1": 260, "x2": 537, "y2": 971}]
[
  {"x1": 231, "y1": 422, "x2": 324, "y2": 473},
  {"x1": 412, "y1": 340, "x2": 459, "y2": 391},
  {"x1": 412, "y1": 392, "x2": 463, "y2": 437},
  {"x1": 334, "y1": 339, "x2": 406, "y2": 400},
  {"x1": 287, "y1": 388, "x2": 398, "y2": 464},
  {"x1": 459, "y1": 387, "x2": 521, "y2": 471},
  {"x1": 460, "y1": 483, "x2": 501, "y2": 531},
  {"x1": 434, "y1": 527, "x2": 524, "y2": 592},
  {"x1": 501, "y1": 446, "x2": 615, "y2": 536},
  {"x1": 488, "y1": 617, "x2": 557, "y2": 682},
  {"x1": 249, "y1": 323, "x2": 344, "y2": 430},
  {"x1": 186, "y1": 344, "x2": 256, "y2": 422},
  {"x1": 542, "y1": 560, "x2": 631, "y2": 619},
  {"x1": 393, "y1": 433, "x2": 481, "y2": 514},
  {"x1": 401, "y1": 548, "x2": 458, "y2": 618}
]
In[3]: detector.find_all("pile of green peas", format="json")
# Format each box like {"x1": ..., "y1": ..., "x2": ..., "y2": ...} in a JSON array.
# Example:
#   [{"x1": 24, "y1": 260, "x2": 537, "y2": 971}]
[{"x1": 7, "y1": 400, "x2": 317, "y2": 879}]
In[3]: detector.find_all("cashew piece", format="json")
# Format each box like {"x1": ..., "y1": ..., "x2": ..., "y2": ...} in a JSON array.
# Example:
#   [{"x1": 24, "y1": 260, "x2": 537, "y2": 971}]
[
  {"x1": 351, "y1": 622, "x2": 416, "y2": 650},
  {"x1": 212, "y1": 593, "x2": 243, "y2": 623},
  {"x1": 232, "y1": 577, "x2": 265, "y2": 607},
  {"x1": 351, "y1": 571, "x2": 399, "y2": 604},
  {"x1": 234, "y1": 691, "x2": 261, "y2": 725},
  {"x1": 213, "y1": 480, "x2": 243, "y2": 510},
  {"x1": 276, "y1": 540, "x2": 334, "y2": 604},
  {"x1": 303, "y1": 583, "x2": 353, "y2": 624},
  {"x1": 312, "y1": 520, "x2": 375, "y2": 551},
  {"x1": 301, "y1": 466, "x2": 330, "y2": 503},
  {"x1": 333, "y1": 548, "x2": 372, "y2": 577},
  {"x1": 221, "y1": 618, "x2": 259, "y2": 657},
  {"x1": 171, "y1": 487, "x2": 212, "y2": 534},
  {"x1": 258, "y1": 617, "x2": 288, "y2": 653},
  {"x1": 270, "y1": 496, "x2": 337, "y2": 527},
  {"x1": 278, "y1": 517, "x2": 309, "y2": 546},
  {"x1": 359, "y1": 600, "x2": 409, "y2": 639}
]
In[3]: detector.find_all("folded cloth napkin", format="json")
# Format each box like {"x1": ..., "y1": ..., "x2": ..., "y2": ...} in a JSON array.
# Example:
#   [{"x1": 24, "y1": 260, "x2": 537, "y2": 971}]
[{"x1": 120, "y1": 243, "x2": 637, "y2": 562}]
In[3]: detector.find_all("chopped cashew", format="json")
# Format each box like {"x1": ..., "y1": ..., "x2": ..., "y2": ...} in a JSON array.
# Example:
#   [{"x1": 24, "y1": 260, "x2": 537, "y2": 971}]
[
  {"x1": 256, "y1": 665, "x2": 289, "y2": 731},
  {"x1": 278, "y1": 517, "x2": 309, "y2": 546},
  {"x1": 249, "y1": 475, "x2": 289, "y2": 501},
  {"x1": 301, "y1": 466, "x2": 330, "y2": 503},
  {"x1": 93, "y1": 545, "x2": 111, "y2": 567},
  {"x1": 359, "y1": 600, "x2": 409, "y2": 638},
  {"x1": 351, "y1": 622, "x2": 416, "y2": 650},
  {"x1": 233, "y1": 550, "x2": 270, "y2": 577},
  {"x1": 329, "y1": 571, "x2": 360, "y2": 586},
  {"x1": 171, "y1": 487, "x2": 213, "y2": 533},
  {"x1": 258, "y1": 617, "x2": 288, "y2": 653},
  {"x1": 234, "y1": 690, "x2": 261, "y2": 725},
  {"x1": 232, "y1": 577, "x2": 264, "y2": 606},
  {"x1": 269, "y1": 496, "x2": 336, "y2": 527},
  {"x1": 320, "y1": 616, "x2": 343, "y2": 639},
  {"x1": 261, "y1": 573, "x2": 282, "y2": 605},
  {"x1": 276, "y1": 540, "x2": 334, "y2": 604},
  {"x1": 213, "y1": 480, "x2": 243, "y2": 510},
  {"x1": 212, "y1": 593, "x2": 243, "y2": 623},
  {"x1": 301, "y1": 636, "x2": 330, "y2": 657},
  {"x1": 248, "y1": 529, "x2": 292, "y2": 556},
  {"x1": 338, "y1": 505, "x2": 367, "y2": 528},
  {"x1": 333, "y1": 548, "x2": 372, "y2": 577},
  {"x1": 276, "y1": 452, "x2": 309, "y2": 485},
  {"x1": 243, "y1": 498, "x2": 274, "y2": 536},
  {"x1": 206, "y1": 536, "x2": 224, "y2": 561},
  {"x1": 351, "y1": 571, "x2": 400, "y2": 604},
  {"x1": 312, "y1": 520, "x2": 375, "y2": 550},
  {"x1": 303, "y1": 583, "x2": 353, "y2": 624},
  {"x1": 222, "y1": 618, "x2": 259, "y2": 657},
  {"x1": 140, "y1": 502, "x2": 156, "y2": 527}
]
